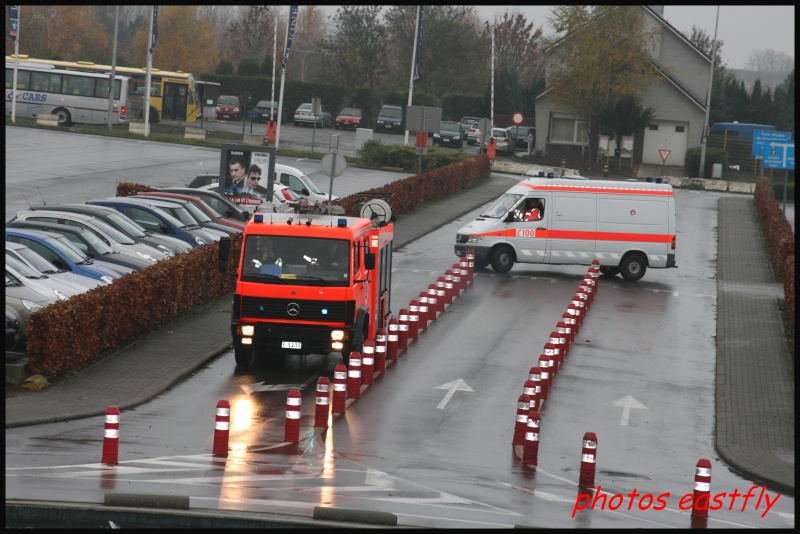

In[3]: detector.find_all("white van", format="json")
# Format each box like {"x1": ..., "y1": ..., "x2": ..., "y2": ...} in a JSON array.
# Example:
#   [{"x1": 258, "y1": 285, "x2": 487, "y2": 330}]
[
  {"x1": 275, "y1": 163, "x2": 338, "y2": 205},
  {"x1": 454, "y1": 178, "x2": 677, "y2": 281}
]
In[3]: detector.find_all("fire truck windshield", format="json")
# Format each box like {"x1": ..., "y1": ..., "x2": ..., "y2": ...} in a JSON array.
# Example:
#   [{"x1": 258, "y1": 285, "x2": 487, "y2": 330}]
[{"x1": 241, "y1": 235, "x2": 350, "y2": 285}]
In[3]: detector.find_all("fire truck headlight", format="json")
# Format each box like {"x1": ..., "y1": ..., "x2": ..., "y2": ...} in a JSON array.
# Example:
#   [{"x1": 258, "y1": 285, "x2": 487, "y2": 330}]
[
  {"x1": 241, "y1": 325, "x2": 255, "y2": 336},
  {"x1": 241, "y1": 337, "x2": 253, "y2": 345},
  {"x1": 331, "y1": 341, "x2": 344, "y2": 351},
  {"x1": 331, "y1": 330, "x2": 345, "y2": 341}
]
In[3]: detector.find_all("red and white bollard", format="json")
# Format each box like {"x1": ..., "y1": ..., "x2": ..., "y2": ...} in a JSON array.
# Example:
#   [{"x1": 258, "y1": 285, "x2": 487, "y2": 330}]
[
  {"x1": 567, "y1": 302, "x2": 583, "y2": 328},
  {"x1": 417, "y1": 291, "x2": 430, "y2": 329},
  {"x1": 557, "y1": 321, "x2": 572, "y2": 355},
  {"x1": 212, "y1": 400, "x2": 230, "y2": 457},
  {"x1": 459, "y1": 257, "x2": 471, "y2": 289},
  {"x1": 398, "y1": 308, "x2": 410, "y2": 350},
  {"x1": 523, "y1": 378, "x2": 539, "y2": 412},
  {"x1": 443, "y1": 271, "x2": 455, "y2": 305},
  {"x1": 452, "y1": 263, "x2": 465, "y2": 294},
  {"x1": 347, "y1": 352, "x2": 362, "y2": 399},
  {"x1": 580, "y1": 278, "x2": 594, "y2": 304},
  {"x1": 522, "y1": 409, "x2": 541, "y2": 466},
  {"x1": 578, "y1": 432, "x2": 598, "y2": 489},
  {"x1": 285, "y1": 389, "x2": 302, "y2": 443},
  {"x1": 362, "y1": 340, "x2": 375, "y2": 385},
  {"x1": 528, "y1": 365, "x2": 542, "y2": 402},
  {"x1": 562, "y1": 312, "x2": 577, "y2": 341},
  {"x1": 374, "y1": 328, "x2": 387, "y2": 372},
  {"x1": 436, "y1": 277, "x2": 447, "y2": 309},
  {"x1": 102, "y1": 406, "x2": 121, "y2": 465},
  {"x1": 691, "y1": 459, "x2": 712, "y2": 522},
  {"x1": 588, "y1": 266, "x2": 600, "y2": 287},
  {"x1": 513, "y1": 393, "x2": 531, "y2": 446},
  {"x1": 544, "y1": 342, "x2": 559, "y2": 376},
  {"x1": 387, "y1": 318, "x2": 399, "y2": 360},
  {"x1": 408, "y1": 301, "x2": 420, "y2": 341},
  {"x1": 538, "y1": 353, "x2": 551, "y2": 399},
  {"x1": 332, "y1": 364, "x2": 348, "y2": 413},
  {"x1": 550, "y1": 330, "x2": 567, "y2": 363},
  {"x1": 315, "y1": 377, "x2": 330, "y2": 427},
  {"x1": 576, "y1": 287, "x2": 590, "y2": 310},
  {"x1": 427, "y1": 284, "x2": 439, "y2": 319},
  {"x1": 466, "y1": 249, "x2": 475, "y2": 283}
]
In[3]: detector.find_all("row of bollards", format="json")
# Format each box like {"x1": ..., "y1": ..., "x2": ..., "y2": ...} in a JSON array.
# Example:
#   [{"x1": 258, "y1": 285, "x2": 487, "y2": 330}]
[{"x1": 100, "y1": 250, "x2": 478, "y2": 464}]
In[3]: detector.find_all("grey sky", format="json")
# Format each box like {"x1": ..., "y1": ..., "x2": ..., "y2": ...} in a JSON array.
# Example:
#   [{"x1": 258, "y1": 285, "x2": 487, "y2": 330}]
[{"x1": 474, "y1": 5, "x2": 795, "y2": 71}]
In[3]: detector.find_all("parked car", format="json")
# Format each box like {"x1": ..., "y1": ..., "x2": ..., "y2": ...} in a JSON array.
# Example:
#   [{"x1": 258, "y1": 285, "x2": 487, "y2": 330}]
[
  {"x1": 9, "y1": 209, "x2": 167, "y2": 263},
  {"x1": 335, "y1": 108, "x2": 367, "y2": 130},
  {"x1": 433, "y1": 121, "x2": 464, "y2": 148},
  {"x1": 275, "y1": 163, "x2": 338, "y2": 205},
  {"x1": 375, "y1": 104, "x2": 405, "y2": 133},
  {"x1": 6, "y1": 241, "x2": 105, "y2": 293},
  {"x1": 157, "y1": 186, "x2": 250, "y2": 222},
  {"x1": 293, "y1": 102, "x2": 332, "y2": 127},
  {"x1": 196, "y1": 183, "x2": 296, "y2": 214},
  {"x1": 252, "y1": 100, "x2": 288, "y2": 123},
  {"x1": 460, "y1": 116, "x2": 481, "y2": 140},
  {"x1": 480, "y1": 127, "x2": 516, "y2": 156},
  {"x1": 133, "y1": 195, "x2": 236, "y2": 238},
  {"x1": 6, "y1": 260, "x2": 72, "y2": 303},
  {"x1": 134, "y1": 192, "x2": 246, "y2": 232},
  {"x1": 6, "y1": 303, "x2": 23, "y2": 352},
  {"x1": 506, "y1": 125, "x2": 536, "y2": 151},
  {"x1": 86, "y1": 198, "x2": 214, "y2": 248},
  {"x1": 186, "y1": 174, "x2": 220, "y2": 189},
  {"x1": 25, "y1": 204, "x2": 191, "y2": 256},
  {"x1": 215, "y1": 95, "x2": 241, "y2": 121},
  {"x1": 5, "y1": 228, "x2": 122, "y2": 285},
  {"x1": 6, "y1": 220, "x2": 154, "y2": 272},
  {"x1": 467, "y1": 124, "x2": 484, "y2": 146},
  {"x1": 6, "y1": 271, "x2": 50, "y2": 350}
]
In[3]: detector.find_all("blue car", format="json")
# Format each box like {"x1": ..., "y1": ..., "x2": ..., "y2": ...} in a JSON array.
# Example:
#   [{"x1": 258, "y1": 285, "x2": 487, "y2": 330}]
[
  {"x1": 87, "y1": 198, "x2": 215, "y2": 248},
  {"x1": 6, "y1": 228, "x2": 124, "y2": 285}
]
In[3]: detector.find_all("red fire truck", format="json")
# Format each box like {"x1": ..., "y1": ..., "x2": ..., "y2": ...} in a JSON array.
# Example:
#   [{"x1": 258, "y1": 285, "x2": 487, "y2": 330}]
[{"x1": 218, "y1": 211, "x2": 394, "y2": 368}]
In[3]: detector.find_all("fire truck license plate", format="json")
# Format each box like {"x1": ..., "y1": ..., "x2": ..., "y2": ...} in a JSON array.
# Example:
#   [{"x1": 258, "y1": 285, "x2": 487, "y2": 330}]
[{"x1": 282, "y1": 341, "x2": 302, "y2": 349}]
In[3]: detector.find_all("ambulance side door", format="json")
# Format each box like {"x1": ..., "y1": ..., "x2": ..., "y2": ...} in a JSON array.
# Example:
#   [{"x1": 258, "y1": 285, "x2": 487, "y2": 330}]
[
  {"x1": 510, "y1": 193, "x2": 551, "y2": 264},
  {"x1": 549, "y1": 193, "x2": 596, "y2": 264}
]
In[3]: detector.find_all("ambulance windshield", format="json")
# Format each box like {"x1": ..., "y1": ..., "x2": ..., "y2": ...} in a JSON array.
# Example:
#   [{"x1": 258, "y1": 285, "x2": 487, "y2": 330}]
[{"x1": 481, "y1": 193, "x2": 523, "y2": 218}]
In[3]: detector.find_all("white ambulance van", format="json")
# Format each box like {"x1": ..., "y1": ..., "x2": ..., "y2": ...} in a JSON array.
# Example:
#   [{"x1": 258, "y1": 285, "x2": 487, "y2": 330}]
[{"x1": 454, "y1": 178, "x2": 677, "y2": 281}]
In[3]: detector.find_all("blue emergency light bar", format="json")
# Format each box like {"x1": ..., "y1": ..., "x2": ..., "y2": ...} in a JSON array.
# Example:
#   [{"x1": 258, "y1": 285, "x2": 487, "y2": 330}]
[
  {"x1": 338, "y1": 218, "x2": 347, "y2": 227},
  {"x1": 254, "y1": 213, "x2": 263, "y2": 223}
]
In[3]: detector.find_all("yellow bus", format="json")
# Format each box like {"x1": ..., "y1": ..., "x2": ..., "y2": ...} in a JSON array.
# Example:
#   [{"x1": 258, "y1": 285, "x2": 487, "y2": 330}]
[{"x1": 6, "y1": 55, "x2": 201, "y2": 123}]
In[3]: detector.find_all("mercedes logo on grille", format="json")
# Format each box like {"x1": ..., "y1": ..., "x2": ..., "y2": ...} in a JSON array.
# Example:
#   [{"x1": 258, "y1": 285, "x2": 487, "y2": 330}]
[{"x1": 287, "y1": 303, "x2": 300, "y2": 316}]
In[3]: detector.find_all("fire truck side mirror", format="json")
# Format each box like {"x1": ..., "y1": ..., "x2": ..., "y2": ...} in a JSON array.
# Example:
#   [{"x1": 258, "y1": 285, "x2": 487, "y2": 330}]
[
  {"x1": 218, "y1": 237, "x2": 231, "y2": 272},
  {"x1": 364, "y1": 251, "x2": 376, "y2": 270}
]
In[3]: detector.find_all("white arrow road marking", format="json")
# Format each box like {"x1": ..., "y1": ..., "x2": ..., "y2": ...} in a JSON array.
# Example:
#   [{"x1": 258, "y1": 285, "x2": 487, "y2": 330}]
[
  {"x1": 435, "y1": 379, "x2": 474, "y2": 409},
  {"x1": 610, "y1": 395, "x2": 647, "y2": 426}
]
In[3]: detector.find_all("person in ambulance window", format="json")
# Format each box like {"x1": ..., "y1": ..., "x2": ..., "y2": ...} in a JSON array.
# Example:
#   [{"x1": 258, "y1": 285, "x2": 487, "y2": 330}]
[{"x1": 524, "y1": 198, "x2": 544, "y2": 221}]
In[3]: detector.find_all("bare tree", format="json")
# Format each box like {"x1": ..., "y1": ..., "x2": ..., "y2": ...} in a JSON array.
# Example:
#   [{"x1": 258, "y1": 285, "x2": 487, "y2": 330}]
[
  {"x1": 319, "y1": 6, "x2": 388, "y2": 90},
  {"x1": 223, "y1": 6, "x2": 282, "y2": 70},
  {"x1": 286, "y1": 6, "x2": 327, "y2": 82},
  {"x1": 484, "y1": 11, "x2": 544, "y2": 89}
]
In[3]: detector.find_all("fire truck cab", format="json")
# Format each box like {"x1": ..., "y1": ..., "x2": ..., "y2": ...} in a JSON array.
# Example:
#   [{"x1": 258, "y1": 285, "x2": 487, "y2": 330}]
[{"x1": 218, "y1": 211, "x2": 394, "y2": 368}]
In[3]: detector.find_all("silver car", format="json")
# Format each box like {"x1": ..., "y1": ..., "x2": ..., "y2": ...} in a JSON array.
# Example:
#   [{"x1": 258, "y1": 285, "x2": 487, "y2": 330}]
[
  {"x1": 6, "y1": 241, "x2": 106, "y2": 292},
  {"x1": 293, "y1": 102, "x2": 332, "y2": 128},
  {"x1": 6, "y1": 262, "x2": 73, "y2": 303}
]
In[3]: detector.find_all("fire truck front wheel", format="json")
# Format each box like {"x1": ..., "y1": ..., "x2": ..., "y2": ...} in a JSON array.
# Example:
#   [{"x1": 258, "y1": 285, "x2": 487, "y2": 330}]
[{"x1": 235, "y1": 345, "x2": 254, "y2": 367}]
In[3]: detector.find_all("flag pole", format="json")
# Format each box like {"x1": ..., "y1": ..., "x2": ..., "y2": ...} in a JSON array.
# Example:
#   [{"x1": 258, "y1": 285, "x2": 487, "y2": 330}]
[
  {"x1": 276, "y1": 5, "x2": 298, "y2": 153},
  {"x1": 404, "y1": 5, "x2": 422, "y2": 147},
  {"x1": 270, "y1": 14, "x2": 277, "y2": 143},
  {"x1": 143, "y1": 5, "x2": 156, "y2": 137},
  {"x1": 9, "y1": 5, "x2": 21, "y2": 123}
]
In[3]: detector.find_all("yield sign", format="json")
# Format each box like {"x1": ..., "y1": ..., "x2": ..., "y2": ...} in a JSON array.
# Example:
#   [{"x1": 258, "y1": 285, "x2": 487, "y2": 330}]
[{"x1": 658, "y1": 149, "x2": 671, "y2": 163}]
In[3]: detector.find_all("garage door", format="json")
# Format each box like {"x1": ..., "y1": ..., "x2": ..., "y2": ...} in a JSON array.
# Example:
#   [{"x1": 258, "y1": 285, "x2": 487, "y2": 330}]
[{"x1": 642, "y1": 121, "x2": 688, "y2": 166}]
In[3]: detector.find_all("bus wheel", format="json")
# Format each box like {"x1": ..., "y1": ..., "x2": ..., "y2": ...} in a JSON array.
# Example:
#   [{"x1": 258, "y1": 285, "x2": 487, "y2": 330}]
[
  {"x1": 599, "y1": 266, "x2": 620, "y2": 277},
  {"x1": 490, "y1": 245, "x2": 515, "y2": 274},
  {"x1": 620, "y1": 254, "x2": 647, "y2": 282},
  {"x1": 54, "y1": 108, "x2": 72, "y2": 127},
  {"x1": 234, "y1": 345, "x2": 253, "y2": 368}
]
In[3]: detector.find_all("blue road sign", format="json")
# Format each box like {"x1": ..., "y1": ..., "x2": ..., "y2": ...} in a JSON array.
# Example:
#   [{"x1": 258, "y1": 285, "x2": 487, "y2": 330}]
[
  {"x1": 752, "y1": 130, "x2": 791, "y2": 160},
  {"x1": 762, "y1": 139, "x2": 794, "y2": 170}
]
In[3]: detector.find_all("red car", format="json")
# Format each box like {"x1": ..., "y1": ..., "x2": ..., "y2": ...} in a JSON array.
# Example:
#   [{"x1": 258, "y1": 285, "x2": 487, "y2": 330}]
[
  {"x1": 335, "y1": 108, "x2": 367, "y2": 130},
  {"x1": 215, "y1": 95, "x2": 241, "y2": 121}
]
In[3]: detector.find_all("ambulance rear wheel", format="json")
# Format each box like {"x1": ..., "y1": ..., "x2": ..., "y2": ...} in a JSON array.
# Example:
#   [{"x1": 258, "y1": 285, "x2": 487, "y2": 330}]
[
  {"x1": 599, "y1": 266, "x2": 619, "y2": 277},
  {"x1": 235, "y1": 345, "x2": 254, "y2": 367},
  {"x1": 490, "y1": 245, "x2": 515, "y2": 274},
  {"x1": 620, "y1": 254, "x2": 647, "y2": 282}
]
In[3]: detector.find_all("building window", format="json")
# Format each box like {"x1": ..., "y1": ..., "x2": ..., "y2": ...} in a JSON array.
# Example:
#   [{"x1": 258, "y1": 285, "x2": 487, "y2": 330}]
[
  {"x1": 648, "y1": 124, "x2": 659, "y2": 131},
  {"x1": 550, "y1": 117, "x2": 588, "y2": 144},
  {"x1": 675, "y1": 125, "x2": 685, "y2": 133}
]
